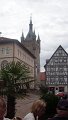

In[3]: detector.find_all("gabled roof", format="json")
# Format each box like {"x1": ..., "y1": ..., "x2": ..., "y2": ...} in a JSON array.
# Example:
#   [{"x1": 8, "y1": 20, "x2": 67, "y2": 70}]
[{"x1": 44, "y1": 45, "x2": 68, "y2": 68}]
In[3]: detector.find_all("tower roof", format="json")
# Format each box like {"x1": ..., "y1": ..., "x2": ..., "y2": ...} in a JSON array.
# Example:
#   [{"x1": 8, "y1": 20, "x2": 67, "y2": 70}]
[
  {"x1": 29, "y1": 16, "x2": 33, "y2": 32},
  {"x1": 21, "y1": 31, "x2": 25, "y2": 43},
  {"x1": 37, "y1": 34, "x2": 40, "y2": 41},
  {"x1": 26, "y1": 17, "x2": 36, "y2": 40}
]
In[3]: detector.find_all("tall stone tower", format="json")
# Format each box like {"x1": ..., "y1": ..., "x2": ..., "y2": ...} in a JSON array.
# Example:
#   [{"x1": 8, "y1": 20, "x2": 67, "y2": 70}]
[{"x1": 21, "y1": 17, "x2": 40, "y2": 89}]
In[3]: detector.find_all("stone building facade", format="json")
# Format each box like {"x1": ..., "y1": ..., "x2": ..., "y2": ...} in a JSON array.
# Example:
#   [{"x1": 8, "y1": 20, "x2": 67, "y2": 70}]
[
  {"x1": 44, "y1": 45, "x2": 68, "y2": 94},
  {"x1": 21, "y1": 18, "x2": 40, "y2": 88},
  {"x1": 0, "y1": 37, "x2": 35, "y2": 89}
]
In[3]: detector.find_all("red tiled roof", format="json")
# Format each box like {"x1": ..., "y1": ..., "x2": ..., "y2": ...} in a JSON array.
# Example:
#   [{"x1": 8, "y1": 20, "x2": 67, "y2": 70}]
[{"x1": 40, "y1": 72, "x2": 46, "y2": 81}]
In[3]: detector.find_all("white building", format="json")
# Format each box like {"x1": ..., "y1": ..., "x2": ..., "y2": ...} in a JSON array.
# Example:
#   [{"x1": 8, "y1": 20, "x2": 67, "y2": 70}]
[{"x1": 0, "y1": 37, "x2": 35, "y2": 89}]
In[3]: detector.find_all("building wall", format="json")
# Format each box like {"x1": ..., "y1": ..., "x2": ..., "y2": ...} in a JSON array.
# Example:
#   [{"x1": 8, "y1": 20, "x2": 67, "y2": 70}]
[
  {"x1": 14, "y1": 44, "x2": 34, "y2": 78},
  {"x1": 40, "y1": 72, "x2": 46, "y2": 86},
  {"x1": 0, "y1": 38, "x2": 35, "y2": 89},
  {"x1": 0, "y1": 43, "x2": 13, "y2": 68},
  {"x1": 0, "y1": 43, "x2": 13, "y2": 58},
  {"x1": 22, "y1": 40, "x2": 40, "y2": 88},
  {"x1": 44, "y1": 45, "x2": 68, "y2": 93}
]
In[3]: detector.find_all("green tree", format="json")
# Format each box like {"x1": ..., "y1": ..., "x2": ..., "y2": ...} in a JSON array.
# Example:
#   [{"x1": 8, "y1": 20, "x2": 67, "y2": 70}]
[
  {"x1": 0, "y1": 61, "x2": 30, "y2": 119},
  {"x1": 41, "y1": 93, "x2": 59, "y2": 119},
  {"x1": 39, "y1": 85, "x2": 48, "y2": 97},
  {"x1": 0, "y1": 61, "x2": 30, "y2": 93}
]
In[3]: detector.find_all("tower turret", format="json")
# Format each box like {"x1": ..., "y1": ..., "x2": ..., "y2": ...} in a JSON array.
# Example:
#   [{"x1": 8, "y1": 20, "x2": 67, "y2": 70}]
[
  {"x1": 37, "y1": 34, "x2": 40, "y2": 42},
  {"x1": 37, "y1": 34, "x2": 40, "y2": 53},
  {"x1": 21, "y1": 31, "x2": 25, "y2": 43}
]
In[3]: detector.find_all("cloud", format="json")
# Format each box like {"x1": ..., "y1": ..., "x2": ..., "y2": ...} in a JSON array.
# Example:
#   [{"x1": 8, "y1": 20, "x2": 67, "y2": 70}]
[{"x1": 0, "y1": 0, "x2": 68, "y2": 71}]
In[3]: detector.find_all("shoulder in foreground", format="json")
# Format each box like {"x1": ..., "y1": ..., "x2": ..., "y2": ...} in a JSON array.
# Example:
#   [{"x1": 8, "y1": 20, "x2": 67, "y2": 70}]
[
  {"x1": 12, "y1": 117, "x2": 22, "y2": 120},
  {"x1": 4, "y1": 118, "x2": 11, "y2": 120},
  {"x1": 23, "y1": 112, "x2": 34, "y2": 120}
]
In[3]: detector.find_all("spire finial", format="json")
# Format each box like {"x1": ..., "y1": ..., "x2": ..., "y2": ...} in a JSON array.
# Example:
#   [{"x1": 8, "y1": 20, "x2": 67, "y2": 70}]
[
  {"x1": 29, "y1": 14, "x2": 33, "y2": 31},
  {"x1": 30, "y1": 13, "x2": 32, "y2": 24}
]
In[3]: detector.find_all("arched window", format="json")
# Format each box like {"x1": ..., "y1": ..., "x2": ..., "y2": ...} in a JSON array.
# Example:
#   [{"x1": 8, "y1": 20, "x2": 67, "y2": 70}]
[{"x1": 1, "y1": 60, "x2": 8, "y2": 69}]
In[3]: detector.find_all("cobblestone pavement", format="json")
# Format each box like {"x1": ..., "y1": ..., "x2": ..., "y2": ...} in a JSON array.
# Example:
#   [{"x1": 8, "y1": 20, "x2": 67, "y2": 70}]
[{"x1": 15, "y1": 93, "x2": 40, "y2": 118}]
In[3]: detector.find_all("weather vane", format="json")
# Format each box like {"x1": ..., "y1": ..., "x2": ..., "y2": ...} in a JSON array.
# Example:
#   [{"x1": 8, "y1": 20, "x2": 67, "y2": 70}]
[{"x1": 30, "y1": 13, "x2": 32, "y2": 20}]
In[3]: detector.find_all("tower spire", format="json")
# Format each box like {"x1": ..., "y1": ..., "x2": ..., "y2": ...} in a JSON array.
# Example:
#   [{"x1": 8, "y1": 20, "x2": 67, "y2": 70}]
[{"x1": 29, "y1": 15, "x2": 33, "y2": 32}]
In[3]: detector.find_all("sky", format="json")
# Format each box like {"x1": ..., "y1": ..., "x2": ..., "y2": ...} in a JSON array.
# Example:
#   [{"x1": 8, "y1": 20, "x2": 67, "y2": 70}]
[{"x1": 0, "y1": 0, "x2": 68, "y2": 72}]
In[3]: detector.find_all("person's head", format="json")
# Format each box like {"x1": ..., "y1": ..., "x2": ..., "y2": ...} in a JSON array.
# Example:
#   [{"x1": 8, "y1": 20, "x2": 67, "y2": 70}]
[
  {"x1": 31, "y1": 99, "x2": 46, "y2": 117},
  {"x1": 0, "y1": 96, "x2": 6, "y2": 119},
  {"x1": 56, "y1": 99, "x2": 68, "y2": 116}
]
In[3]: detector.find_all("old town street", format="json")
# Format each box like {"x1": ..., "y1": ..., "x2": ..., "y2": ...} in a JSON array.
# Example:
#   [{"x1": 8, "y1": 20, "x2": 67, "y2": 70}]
[{"x1": 15, "y1": 93, "x2": 40, "y2": 118}]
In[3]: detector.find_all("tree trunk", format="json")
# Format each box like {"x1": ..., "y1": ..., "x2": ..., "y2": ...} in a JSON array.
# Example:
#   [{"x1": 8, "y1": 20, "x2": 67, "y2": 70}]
[{"x1": 6, "y1": 94, "x2": 16, "y2": 119}]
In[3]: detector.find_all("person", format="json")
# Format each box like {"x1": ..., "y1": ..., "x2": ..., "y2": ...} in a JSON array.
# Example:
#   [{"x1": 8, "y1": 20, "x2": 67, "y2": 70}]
[
  {"x1": 0, "y1": 96, "x2": 10, "y2": 120},
  {"x1": 48, "y1": 99, "x2": 68, "y2": 120},
  {"x1": 12, "y1": 117, "x2": 22, "y2": 120},
  {"x1": 23, "y1": 99, "x2": 46, "y2": 120}
]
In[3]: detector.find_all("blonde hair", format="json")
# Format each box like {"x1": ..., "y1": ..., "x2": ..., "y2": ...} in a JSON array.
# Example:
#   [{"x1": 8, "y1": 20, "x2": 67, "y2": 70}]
[{"x1": 31, "y1": 99, "x2": 46, "y2": 114}]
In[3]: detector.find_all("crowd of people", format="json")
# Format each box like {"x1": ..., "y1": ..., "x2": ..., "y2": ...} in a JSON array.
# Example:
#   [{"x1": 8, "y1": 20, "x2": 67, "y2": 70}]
[{"x1": 0, "y1": 95, "x2": 68, "y2": 120}]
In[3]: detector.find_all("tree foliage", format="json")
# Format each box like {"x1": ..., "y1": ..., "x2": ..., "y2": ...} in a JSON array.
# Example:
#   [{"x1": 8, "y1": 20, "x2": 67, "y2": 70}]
[
  {"x1": 0, "y1": 61, "x2": 30, "y2": 119},
  {"x1": 39, "y1": 85, "x2": 48, "y2": 97},
  {"x1": 0, "y1": 61, "x2": 30, "y2": 94},
  {"x1": 39, "y1": 85, "x2": 59, "y2": 120},
  {"x1": 41, "y1": 93, "x2": 59, "y2": 119}
]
